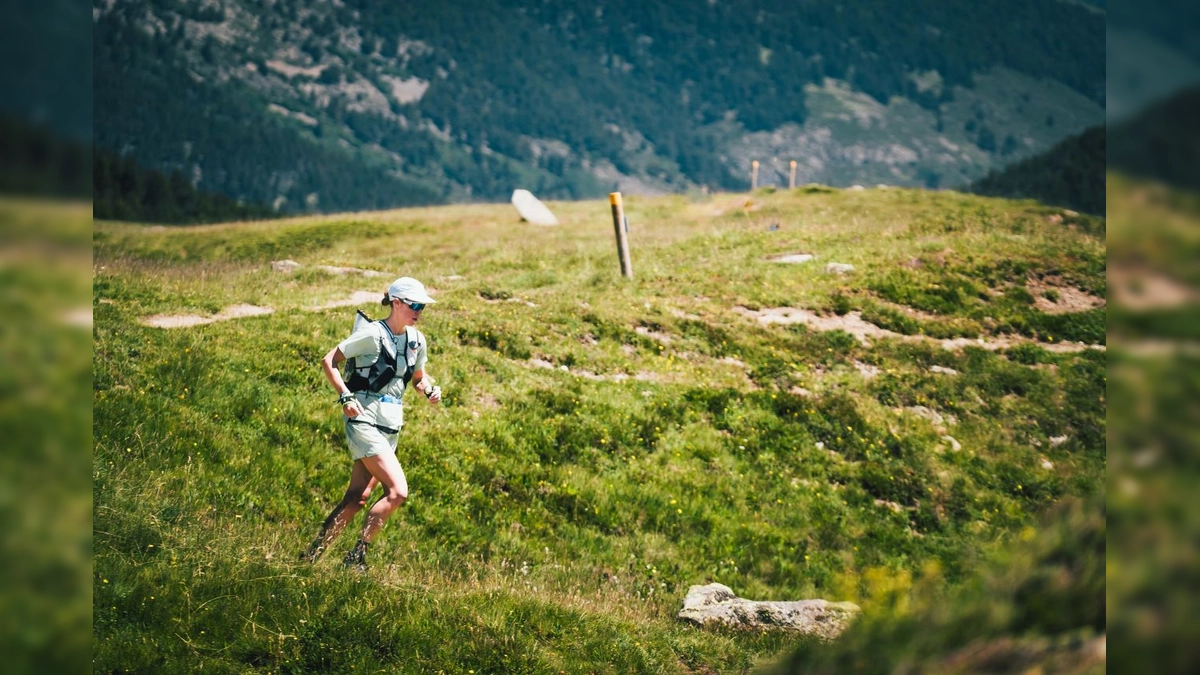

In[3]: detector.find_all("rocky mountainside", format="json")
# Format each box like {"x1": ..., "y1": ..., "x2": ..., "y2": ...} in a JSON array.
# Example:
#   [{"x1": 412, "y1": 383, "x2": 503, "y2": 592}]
[{"x1": 94, "y1": 0, "x2": 1104, "y2": 211}]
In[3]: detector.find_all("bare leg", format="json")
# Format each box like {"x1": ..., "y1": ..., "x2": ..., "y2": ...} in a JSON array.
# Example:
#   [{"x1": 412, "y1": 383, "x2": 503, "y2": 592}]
[
  {"x1": 357, "y1": 452, "x2": 409, "y2": 544},
  {"x1": 300, "y1": 460, "x2": 377, "y2": 562}
]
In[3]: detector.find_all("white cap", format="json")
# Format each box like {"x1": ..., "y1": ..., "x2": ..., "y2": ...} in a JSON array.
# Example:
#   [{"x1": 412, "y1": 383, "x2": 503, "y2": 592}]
[{"x1": 386, "y1": 277, "x2": 436, "y2": 304}]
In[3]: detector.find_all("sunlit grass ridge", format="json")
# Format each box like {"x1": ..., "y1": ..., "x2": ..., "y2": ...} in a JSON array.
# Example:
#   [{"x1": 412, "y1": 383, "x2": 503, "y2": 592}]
[{"x1": 94, "y1": 187, "x2": 1105, "y2": 673}]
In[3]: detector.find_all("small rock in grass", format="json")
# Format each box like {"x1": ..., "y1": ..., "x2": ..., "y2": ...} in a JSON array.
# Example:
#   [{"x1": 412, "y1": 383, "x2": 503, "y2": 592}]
[
  {"x1": 854, "y1": 360, "x2": 881, "y2": 379},
  {"x1": 825, "y1": 262, "x2": 855, "y2": 275},
  {"x1": 1049, "y1": 435, "x2": 1069, "y2": 447},
  {"x1": 272, "y1": 259, "x2": 302, "y2": 273},
  {"x1": 941, "y1": 435, "x2": 962, "y2": 452},
  {"x1": 874, "y1": 499, "x2": 904, "y2": 512},
  {"x1": 929, "y1": 365, "x2": 959, "y2": 375},
  {"x1": 905, "y1": 405, "x2": 945, "y2": 426}
]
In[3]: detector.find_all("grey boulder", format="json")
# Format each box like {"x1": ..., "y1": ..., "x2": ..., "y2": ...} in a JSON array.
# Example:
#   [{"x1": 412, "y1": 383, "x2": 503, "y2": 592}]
[{"x1": 677, "y1": 583, "x2": 859, "y2": 639}]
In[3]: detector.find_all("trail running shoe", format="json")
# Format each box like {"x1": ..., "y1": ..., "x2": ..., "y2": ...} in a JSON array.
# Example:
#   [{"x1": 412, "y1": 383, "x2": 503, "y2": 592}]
[
  {"x1": 299, "y1": 529, "x2": 329, "y2": 563},
  {"x1": 342, "y1": 539, "x2": 369, "y2": 572}
]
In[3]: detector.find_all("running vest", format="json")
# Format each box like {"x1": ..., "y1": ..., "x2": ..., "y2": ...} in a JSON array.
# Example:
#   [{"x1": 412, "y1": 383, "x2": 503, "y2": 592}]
[{"x1": 344, "y1": 317, "x2": 421, "y2": 393}]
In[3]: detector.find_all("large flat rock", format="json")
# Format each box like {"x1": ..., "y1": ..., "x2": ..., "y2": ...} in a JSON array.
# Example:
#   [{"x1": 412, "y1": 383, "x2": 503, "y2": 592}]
[{"x1": 677, "y1": 583, "x2": 859, "y2": 639}]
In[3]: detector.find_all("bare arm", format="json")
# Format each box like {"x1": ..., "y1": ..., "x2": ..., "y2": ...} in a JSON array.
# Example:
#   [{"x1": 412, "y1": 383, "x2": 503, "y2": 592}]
[{"x1": 322, "y1": 346, "x2": 363, "y2": 417}]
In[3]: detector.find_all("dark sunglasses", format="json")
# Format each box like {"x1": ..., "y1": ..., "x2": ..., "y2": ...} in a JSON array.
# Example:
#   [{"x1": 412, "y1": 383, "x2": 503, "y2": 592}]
[{"x1": 398, "y1": 299, "x2": 427, "y2": 312}]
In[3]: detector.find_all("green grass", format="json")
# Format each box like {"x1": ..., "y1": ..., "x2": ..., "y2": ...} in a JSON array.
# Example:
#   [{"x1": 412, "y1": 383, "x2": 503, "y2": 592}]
[
  {"x1": 93, "y1": 186, "x2": 1105, "y2": 672},
  {"x1": 0, "y1": 198, "x2": 93, "y2": 675}
]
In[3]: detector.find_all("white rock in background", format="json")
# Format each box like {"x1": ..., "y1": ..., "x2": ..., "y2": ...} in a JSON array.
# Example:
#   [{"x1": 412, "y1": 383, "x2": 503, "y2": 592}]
[
  {"x1": 825, "y1": 262, "x2": 855, "y2": 275},
  {"x1": 677, "y1": 583, "x2": 859, "y2": 638},
  {"x1": 930, "y1": 365, "x2": 959, "y2": 375},
  {"x1": 511, "y1": 189, "x2": 559, "y2": 225},
  {"x1": 1049, "y1": 435, "x2": 1069, "y2": 447},
  {"x1": 941, "y1": 435, "x2": 962, "y2": 452},
  {"x1": 271, "y1": 259, "x2": 302, "y2": 273},
  {"x1": 769, "y1": 254, "x2": 815, "y2": 264}
]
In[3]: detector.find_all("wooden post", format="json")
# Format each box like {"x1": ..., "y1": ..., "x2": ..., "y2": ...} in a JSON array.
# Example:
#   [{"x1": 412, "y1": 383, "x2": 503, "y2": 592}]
[
  {"x1": 751, "y1": 160, "x2": 759, "y2": 190},
  {"x1": 609, "y1": 192, "x2": 633, "y2": 279},
  {"x1": 789, "y1": 160, "x2": 797, "y2": 189}
]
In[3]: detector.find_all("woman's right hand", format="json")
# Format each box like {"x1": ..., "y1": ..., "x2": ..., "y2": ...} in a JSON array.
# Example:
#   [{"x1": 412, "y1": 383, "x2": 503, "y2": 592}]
[{"x1": 342, "y1": 400, "x2": 364, "y2": 417}]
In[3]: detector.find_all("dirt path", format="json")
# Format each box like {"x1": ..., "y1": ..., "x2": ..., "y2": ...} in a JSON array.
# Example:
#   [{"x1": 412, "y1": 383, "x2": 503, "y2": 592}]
[
  {"x1": 734, "y1": 306, "x2": 1103, "y2": 353},
  {"x1": 139, "y1": 291, "x2": 381, "y2": 328}
]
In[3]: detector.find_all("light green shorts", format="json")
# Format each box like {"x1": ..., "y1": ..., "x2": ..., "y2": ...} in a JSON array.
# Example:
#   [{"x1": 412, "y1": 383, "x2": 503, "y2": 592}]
[
  {"x1": 344, "y1": 393, "x2": 404, "y2": 460},
  {"x1": 345, "y1": 419, "x2": 398, "y2": 460}
]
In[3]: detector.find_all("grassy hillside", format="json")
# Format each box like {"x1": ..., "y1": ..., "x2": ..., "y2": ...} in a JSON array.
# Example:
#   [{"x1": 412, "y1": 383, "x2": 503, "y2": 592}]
[
  {"x1": 1, "y1": 198, "x2": 92, "y2": 674},
  {"x1": 93, "y1": 187, "x2": 1105, "y2": 672},
  {"x1": 770, "y1": 495, "x2": 1105, "y2": 674}
]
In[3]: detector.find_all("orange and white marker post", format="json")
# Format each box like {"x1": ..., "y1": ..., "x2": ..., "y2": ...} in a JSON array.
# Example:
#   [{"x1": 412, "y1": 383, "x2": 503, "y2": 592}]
[
  {"x1": 751, "y1": 160, "x2": 760, "y2": 190},
  {"x1": 789, "y1": 160, "x2": 797, "y2": 189},
  {"x1": 609, "y1": 192, "x2": 633, "y2": 279}
]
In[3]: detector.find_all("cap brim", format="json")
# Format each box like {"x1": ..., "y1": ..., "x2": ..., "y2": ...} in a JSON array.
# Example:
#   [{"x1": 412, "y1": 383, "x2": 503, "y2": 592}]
[{"x1": 392, "y1": 291, "x2": 435, "y2": 304}]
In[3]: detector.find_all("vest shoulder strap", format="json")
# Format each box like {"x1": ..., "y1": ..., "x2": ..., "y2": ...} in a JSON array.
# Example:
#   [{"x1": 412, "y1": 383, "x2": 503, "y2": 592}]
[
  {"x1": 376, "y1": 320, "x2": 398, "y2": 359},
  {"x1": 403, "y1": 325, "x2": 423, "y2": 367}
]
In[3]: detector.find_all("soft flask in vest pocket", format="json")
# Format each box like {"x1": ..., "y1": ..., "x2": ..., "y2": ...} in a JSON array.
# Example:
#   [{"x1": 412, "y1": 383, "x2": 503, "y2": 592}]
[{"x1": 344, "y1": 311, "x2": 400, "y2": 393}]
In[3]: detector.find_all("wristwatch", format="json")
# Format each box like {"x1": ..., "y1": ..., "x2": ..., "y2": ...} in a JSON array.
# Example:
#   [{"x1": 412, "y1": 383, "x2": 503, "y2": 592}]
[{"x1": 337, "y1": 391, "x2": 355, "y2": 405}]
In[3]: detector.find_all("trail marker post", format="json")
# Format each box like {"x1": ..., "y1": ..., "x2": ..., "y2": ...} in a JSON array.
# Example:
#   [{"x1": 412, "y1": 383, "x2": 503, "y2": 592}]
[
  {"x1": 609, "y1": 192, "x2": 633, "y2": 279},
  {"x1": 789, "y1": 160, "x2": 797, "y2": 189},
  {"x1": 751, "y1": 160, "x2": 759, "y2": 190}
]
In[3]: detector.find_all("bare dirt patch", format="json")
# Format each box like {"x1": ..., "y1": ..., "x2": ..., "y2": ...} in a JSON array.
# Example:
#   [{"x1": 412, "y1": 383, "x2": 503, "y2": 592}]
[
  {"x1": 1027, "y1": 278, "x2": 1105, "y2": 314},
  {"x1": 271, "y1": 259, "x2": 386, "y2": 277},
  {"x1": 61, "y1": 307, "x2": 93, "y2": 328},
  {"x1": 480, "y1": 293, "x2": 537, "y2": 308},
  {"x1": 307, "y1": 290, "x2": 381, "y2": 311},
  {"x1": 476, "y1": 392, "x2": 500, "y2": 410},
  {"x1": 735, "y1": 305, "x2": 1103, "y2": 353},
  {"x1": 938, "y1": 336, "x2": 1102, "y2": 353},
  {"x1": 1108, "y1": 265, "x2": 1196, "y2": 311},
  {"x1": 527, "y1": 356, "x2": 666, "y2": 383},
  {"x1": 853, "y1": 361, "x2": 881, "y2": 379},
  {"x1": 635, "y1": 326, "x2": 673, "y2": 344},
  {"x1": 316, "y1": 265, "x2": 387, "y2": 277},
  {"x1": 734, "y1": 306, "x2": 905, "y2": 345},
  {"x1": 141, "y1": 303, "x2": 273, "y2": 328},
  {"x1": 766, "y1": 253, "x2": 815, "y2": 264}
]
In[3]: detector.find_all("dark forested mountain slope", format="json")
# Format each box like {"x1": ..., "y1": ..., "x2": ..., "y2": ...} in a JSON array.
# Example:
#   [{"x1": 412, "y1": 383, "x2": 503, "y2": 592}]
[
  {"x1": 93, "y1": 0, "x2": 1105, "y2": 212},
  {"x1": 966, "y1": 125, "x2": 1106, "y2": 215}
]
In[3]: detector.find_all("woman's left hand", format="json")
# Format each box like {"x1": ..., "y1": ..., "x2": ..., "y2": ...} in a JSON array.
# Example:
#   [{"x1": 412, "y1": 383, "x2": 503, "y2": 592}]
[{"x1": 416, "y1": 375, "x2": 442, "y2": 404}]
